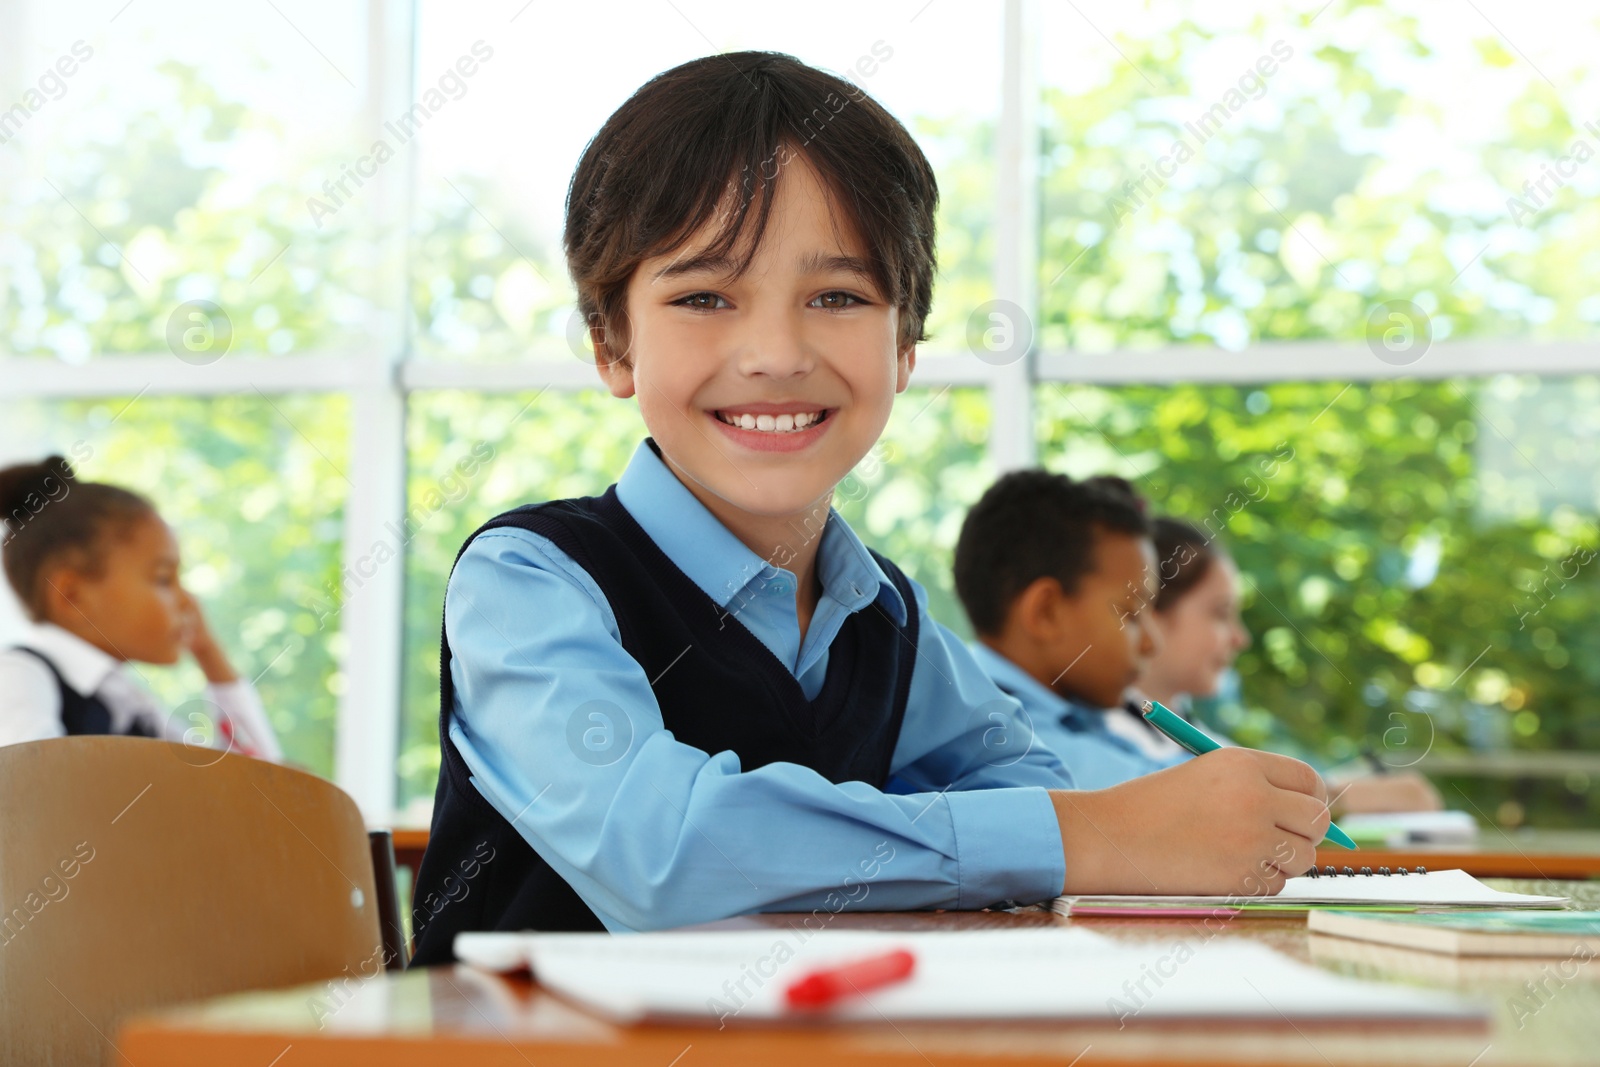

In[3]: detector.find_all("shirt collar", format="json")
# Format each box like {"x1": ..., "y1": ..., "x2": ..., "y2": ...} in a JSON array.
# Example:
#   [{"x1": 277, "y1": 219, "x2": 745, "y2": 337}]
[
  {"x1": 25, "y1": 621, "x2": 121, "y2": 696},
  {"x1": 614, "y1": 438, "x2": 907, "y2": 625},
  {"x1": 967, "y1": 641, "x2": 1103, "y2": 728}
]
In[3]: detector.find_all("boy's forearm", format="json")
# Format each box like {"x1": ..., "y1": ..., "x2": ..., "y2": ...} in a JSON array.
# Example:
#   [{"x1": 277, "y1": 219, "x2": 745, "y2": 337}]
[{"x1": 190, "y1": 635, "x2": 239, "y2": 683}]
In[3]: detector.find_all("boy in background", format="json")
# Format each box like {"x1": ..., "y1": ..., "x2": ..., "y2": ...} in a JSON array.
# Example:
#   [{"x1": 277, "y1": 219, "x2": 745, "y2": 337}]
[{"x1": 954, "y1": 471, "x2": 1195, "y2": 789}]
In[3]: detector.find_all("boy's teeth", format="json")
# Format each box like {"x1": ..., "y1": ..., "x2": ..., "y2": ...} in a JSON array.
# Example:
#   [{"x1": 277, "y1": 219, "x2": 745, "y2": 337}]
[{"x1": 718, "y1": 410, "x2": 824, "y2": 433}]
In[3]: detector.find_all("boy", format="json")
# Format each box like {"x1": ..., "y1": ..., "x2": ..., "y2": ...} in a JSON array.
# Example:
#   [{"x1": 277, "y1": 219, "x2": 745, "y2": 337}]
[
  {"x1": 410, "y1": 51, "x2": 1329, "y2": 964},
  {"x1": 953, "y1": 471, "x2": 1206, "y2": 789}
]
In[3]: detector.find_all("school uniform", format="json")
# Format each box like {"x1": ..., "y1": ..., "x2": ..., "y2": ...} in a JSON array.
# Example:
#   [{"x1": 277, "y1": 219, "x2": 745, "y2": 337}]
[
  {"x1": 410, "y1": 438, "x2": 1074, "y2": 963},
  {"x1": 0, "y1": 621, "x2": 282, "y2": 760},
  {"x1": 967, "y1": 643, "x2": 1191, "y2": 790}
]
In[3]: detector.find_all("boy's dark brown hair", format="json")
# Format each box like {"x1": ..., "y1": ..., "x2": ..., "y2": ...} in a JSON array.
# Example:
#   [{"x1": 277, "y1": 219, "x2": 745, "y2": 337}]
[
  {"x1": 564, "y1": 50, "x2": 939, "y2": 367},
  {"x1": 954, "y1": 471, "x2": 1151, "y2": 636}
]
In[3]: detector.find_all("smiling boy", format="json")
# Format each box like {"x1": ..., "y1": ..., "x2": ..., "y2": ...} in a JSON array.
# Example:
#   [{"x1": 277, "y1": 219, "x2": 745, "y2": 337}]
[{"x1": 409, "y1": 51, "x2": 1331, "y2": 964}]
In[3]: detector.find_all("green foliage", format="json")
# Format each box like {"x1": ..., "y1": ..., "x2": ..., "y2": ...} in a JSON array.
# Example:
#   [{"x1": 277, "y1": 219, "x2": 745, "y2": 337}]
[{"x1": 1036, "y1": 8, "x2": 1600, "y2": 350}]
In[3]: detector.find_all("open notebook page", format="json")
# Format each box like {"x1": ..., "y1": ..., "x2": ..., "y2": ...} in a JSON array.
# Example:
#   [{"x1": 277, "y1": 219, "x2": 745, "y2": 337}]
[{"x1": 456, "y1": 927, "x2": 1483, "y2": 1026}]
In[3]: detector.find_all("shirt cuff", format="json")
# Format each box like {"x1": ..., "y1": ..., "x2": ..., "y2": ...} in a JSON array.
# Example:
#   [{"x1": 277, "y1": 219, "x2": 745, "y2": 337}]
[
  {"x1": 205, "y1": 680, "x2": 283, "y2": 761},
  {"x1": 944, "y1": 786, "x2": 1064, "y2": 909}
]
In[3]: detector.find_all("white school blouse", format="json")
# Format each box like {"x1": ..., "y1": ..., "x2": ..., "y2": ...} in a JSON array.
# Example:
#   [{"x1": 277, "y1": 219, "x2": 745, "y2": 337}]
[{"x1": 0, "y1": 622, "x2": 283, "y2": 761}]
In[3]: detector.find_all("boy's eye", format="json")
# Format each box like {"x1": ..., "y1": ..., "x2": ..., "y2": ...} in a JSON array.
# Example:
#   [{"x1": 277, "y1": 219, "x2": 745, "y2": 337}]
[
  {"x1": 812, "y1": 290, "x2": 863, "y2": 310},
  {"x1": 674, "y1": 292, "x2": 728, "y2": 311}
]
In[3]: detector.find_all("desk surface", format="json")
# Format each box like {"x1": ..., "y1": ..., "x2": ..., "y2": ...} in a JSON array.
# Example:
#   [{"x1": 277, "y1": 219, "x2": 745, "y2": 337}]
[
  {"x1": 121, "y1": 879, "x2": 1600, "y2": 1067},
  {"x1": 386, "y1": 827, "x2": 1600, "y2": 880}
]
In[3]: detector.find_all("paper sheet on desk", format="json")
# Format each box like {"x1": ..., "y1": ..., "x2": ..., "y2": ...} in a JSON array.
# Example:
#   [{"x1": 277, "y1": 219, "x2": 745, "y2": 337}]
[{"x1": 455, "y1": 928, "x2": 1483, "y2": 1026}]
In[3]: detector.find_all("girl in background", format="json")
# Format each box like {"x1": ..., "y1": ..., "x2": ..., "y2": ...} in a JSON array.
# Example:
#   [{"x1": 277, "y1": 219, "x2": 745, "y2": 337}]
[
  {"x1": 1139, "y1": 517, "x2": 1440, "y2": 814},
  {"x1": 0, "y1": 455, "x2": 282, "y2": 760}
]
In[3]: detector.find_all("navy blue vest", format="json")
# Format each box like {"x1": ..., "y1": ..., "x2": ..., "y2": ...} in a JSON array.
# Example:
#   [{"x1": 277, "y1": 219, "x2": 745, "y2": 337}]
[
  {"x1": 9, "y1": 646, "x2": 156, "y2": 738},
  {"x1": 409, "y1": 483, "x2": 919, "y2": 965}
]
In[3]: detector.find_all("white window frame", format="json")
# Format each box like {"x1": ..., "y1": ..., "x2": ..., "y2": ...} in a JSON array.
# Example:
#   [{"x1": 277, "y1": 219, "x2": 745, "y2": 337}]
[{"x1": 6, "y1": 0, "x2": 1599, "y2": 820}]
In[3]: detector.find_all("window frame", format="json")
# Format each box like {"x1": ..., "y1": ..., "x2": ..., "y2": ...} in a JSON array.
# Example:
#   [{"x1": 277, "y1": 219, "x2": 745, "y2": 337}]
[{"x1": 5, "y1": 0, "x2": 1598, "y2": 819}]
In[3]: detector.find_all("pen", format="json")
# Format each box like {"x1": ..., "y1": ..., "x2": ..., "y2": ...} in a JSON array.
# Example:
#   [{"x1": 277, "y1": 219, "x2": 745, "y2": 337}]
[
  {"x1": 1140, "y1": 699, "x2": 1358, "y2": 851},
  {"x1": 785, "y1": 949, "x2": 916, "y2": 1010}
]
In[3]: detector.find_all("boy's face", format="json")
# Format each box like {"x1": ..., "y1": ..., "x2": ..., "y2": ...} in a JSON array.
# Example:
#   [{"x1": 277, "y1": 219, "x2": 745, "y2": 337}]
[
  {"x1": 597, "y1": 150, "x2": 914, "y2": 525},
  {"x1": 1047, "y1": 530, "x2": 1160, "y2": 709}
]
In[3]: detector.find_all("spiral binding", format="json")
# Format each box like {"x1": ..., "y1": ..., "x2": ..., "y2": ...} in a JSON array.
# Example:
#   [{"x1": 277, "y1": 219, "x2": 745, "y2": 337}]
[{"x1": 1305, "y1": 865, "x2": 1428, "y2": 878}]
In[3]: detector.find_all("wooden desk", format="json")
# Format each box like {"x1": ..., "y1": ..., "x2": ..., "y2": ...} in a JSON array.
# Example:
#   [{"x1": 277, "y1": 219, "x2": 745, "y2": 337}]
[
  {"x1": 120, "y1": 880, "x2": 1600, "y2": 1067},
  {"x1": 1316, "y1": 829, "x2": 1600, "y2": 880},
  {"x1": 384, "y1": 825, "x2": 1600, "y2": 884}
]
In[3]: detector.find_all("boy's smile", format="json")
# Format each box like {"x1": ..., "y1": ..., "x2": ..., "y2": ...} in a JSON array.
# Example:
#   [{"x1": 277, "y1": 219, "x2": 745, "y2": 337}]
[
  {"x1": 711, "y1": 402, "x2": 834, "y2": 451},
  {"x1": 596, "y1": 146, "x2": 915, "y2": 557}
]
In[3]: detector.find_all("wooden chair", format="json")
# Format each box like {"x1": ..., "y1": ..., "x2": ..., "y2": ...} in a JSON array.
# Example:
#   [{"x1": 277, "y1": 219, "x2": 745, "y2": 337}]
[{"x1": 0, "y1": 736, "x2": 385, "y2": 1067}]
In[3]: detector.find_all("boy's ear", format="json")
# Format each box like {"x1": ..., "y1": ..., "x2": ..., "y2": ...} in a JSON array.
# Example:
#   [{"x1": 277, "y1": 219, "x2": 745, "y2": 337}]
[
  {"x1": 1014, "y1": 575, "x2": 1068, "y2": 640},
  {"x1": 592, "y1": 327, "x2": 636, "y2": 399},
  {"x1": 894, "y1": 339, "x2": 917, "y2": 393}
]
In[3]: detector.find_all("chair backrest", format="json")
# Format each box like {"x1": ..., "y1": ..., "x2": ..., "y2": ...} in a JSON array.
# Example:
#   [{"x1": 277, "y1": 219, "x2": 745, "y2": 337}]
[{"x1": 0, "y1": 736, "x2": 383, "y2": 1067}]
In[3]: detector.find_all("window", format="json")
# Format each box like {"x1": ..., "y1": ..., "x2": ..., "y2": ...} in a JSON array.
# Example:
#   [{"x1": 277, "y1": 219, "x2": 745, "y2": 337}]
[{"x1": 5, "y1": 0, "x2": 1594, "y2": 829}]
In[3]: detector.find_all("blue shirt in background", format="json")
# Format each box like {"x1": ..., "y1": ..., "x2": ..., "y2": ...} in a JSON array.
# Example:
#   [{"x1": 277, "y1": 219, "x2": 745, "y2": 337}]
[
  {"x1": 444, "y1": 439, "x2": 1073, "y2": 932},
  {"x1": 966, "y1": 642, "x2": 1189, "y2": 790}
]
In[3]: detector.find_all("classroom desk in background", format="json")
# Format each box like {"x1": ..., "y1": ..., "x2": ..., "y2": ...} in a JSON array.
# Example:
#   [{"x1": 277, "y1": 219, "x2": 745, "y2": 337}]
[
  {"x1": 1315, "y1": 828, "x2": 1600, "y2": 880},
  {"x1": 390, "y1": 827, "x2": 428, "y2": 880},
  {"x1": 120, "y1": 879, "x2": 1600, "y2": 1067},
  {"x1": 384, "y1": 827, "x2": 1600, "y2": 885}
]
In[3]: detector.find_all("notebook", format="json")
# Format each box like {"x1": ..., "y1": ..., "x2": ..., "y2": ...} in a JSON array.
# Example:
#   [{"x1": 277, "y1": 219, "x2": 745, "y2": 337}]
[
  {"x1": 1308, "y1": 909, "x2": 1600, "y2": 956},
  {"x1": 1309, "y1": 927, "x2": 1600, "y2": 984},
  {"x1": 455, "y1": 927, "x2": 1485, "y2": 1026},
  {"x1": 1054, "y1": 867, "x2": 1570, "y2": 917}
]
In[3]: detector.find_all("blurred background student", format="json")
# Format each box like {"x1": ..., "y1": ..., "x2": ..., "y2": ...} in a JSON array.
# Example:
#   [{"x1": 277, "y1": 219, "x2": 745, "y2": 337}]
[
  {"x1": 0, "y1": 455, "x2": 281, "y2": 760},
  {"x1": 953, "y1": 470, "x2": 1187, "y2": 790},
  {"x1": 1140, "y1": 517, "x2": 1441, "y2": 814}
]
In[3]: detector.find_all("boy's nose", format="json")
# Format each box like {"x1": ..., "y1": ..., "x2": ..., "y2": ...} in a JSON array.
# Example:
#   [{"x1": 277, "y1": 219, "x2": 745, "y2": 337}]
[{"x1": 736, "y1": 308, "x2": 817, "y2": 378}]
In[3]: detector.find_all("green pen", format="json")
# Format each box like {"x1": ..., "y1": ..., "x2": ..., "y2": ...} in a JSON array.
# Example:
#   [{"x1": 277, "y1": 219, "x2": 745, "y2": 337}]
[{"x1": 1140, "y1": 698, "x2": 1358, "y2": 851}]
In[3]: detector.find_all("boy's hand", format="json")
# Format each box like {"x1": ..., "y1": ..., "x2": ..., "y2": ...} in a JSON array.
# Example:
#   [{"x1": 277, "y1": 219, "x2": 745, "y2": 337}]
[
  {"x1": 179, "y1": 589, "x2": 239, "y2": 684},
  {"x1": 1051, "y1": 748, "x2": 1330, "y2": 897}
]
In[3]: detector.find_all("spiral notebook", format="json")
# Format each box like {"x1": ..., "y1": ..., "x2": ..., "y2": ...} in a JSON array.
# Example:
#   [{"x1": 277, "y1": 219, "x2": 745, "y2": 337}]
[{"x1": 1054, "y1": 867, "x2": 1570, "y2": 917}]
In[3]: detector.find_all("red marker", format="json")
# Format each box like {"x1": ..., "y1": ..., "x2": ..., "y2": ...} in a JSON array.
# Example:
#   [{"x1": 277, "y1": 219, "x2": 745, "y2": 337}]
[{"x1": 785, "y1": 949, "x2": 916, "y2": 1010}]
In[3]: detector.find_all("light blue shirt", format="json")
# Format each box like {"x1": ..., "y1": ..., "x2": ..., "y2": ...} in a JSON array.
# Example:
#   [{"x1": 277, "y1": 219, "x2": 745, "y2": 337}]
[
  {"x1": 967, "y1": 642, "x2": 1187, "y2": 790},
  {"x1": 444, "y1": 439, "x2": 1072, "y2": 932}
]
